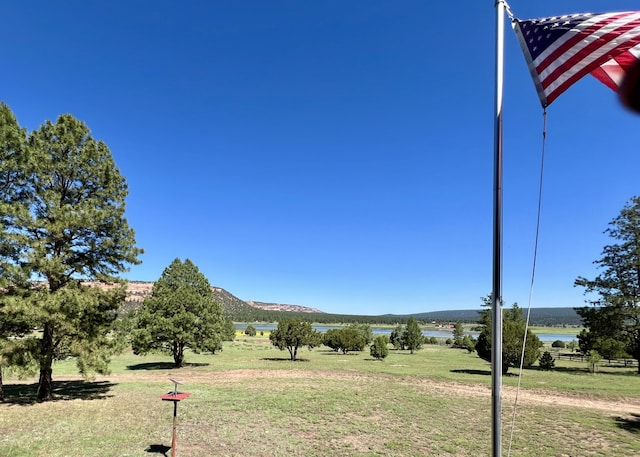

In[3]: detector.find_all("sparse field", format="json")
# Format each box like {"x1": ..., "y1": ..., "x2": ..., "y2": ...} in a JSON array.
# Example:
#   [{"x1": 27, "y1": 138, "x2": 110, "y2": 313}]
[{"x1": 1, "y1": 337, "x2": 639, "y2": 457}]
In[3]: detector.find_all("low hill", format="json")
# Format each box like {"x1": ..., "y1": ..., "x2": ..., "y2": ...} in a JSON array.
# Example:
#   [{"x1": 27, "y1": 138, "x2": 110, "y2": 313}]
[
  {"x1": 385, "y1": 307, "x2": 582, "y2": 327},
  {"x1": 115, "y1": 281, "x2": 582, "y2": 326},
  {"x1": 211, "y1": 288, "x2": 268, "y2": 320},
  {"x1": 118, "y1": 281, "x2": 320, "y2": 320}
]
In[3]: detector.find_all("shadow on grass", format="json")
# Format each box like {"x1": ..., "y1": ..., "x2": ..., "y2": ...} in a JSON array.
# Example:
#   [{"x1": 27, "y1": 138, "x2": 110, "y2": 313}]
[
  {"x1": 450, "y1": 368, "x2": 539, "y2": 377},
  {"x1": 614, "y1": 413, "x2": 640, "y2": 433},
  {"x1": 320, "y1": 352, "x2": 359, "y2": 356},
  {"x1": 261, "y1": 357, "x2": 310, "y2": 362},
  {"x1": 146, "y1": 444, "x2": 171, "y2": 455},
  {"x1": 450, "y1": 369, "x2": 491, "y2": 376},
  {"x1": 546, "y1": 366, "x2": 591, "y2": 374},
  {"x1": 2, "y1": 380, "x2": 115, "y2": 405},
  {"x1": 540, "y1": 365, "x2": 640, "y2": 376},
  {"x1": 126, "y1": 362, "x2": 209, "y2": 371}
]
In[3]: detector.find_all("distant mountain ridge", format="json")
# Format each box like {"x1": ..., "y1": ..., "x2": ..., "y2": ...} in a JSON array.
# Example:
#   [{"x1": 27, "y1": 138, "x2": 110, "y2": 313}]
[
  {"x1": 116, "y1": 281, "x2": 581, "y2": 325},
  {"x1": 383, "y1": 307, "x2": 582, "y2": 326}
]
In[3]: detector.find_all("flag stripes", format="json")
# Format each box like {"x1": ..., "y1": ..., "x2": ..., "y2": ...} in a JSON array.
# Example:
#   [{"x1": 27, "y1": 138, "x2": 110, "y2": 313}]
[{"x1": 513, "y1": 11, "x2": 640, "y2": 106}]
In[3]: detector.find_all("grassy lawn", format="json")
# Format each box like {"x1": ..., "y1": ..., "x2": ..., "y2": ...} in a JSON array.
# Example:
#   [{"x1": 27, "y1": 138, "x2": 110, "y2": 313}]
[
  {"x1": 1, "y1": 337, "x2": 639, "y2": 456},
  {"x1": 527, "y1": 326, "x2": 583, "y2": 335}
]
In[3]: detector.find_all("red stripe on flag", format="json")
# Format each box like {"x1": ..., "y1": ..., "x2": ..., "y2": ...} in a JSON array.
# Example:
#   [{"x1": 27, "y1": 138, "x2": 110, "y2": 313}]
[
  {"x1": 591, "y1": 50, "x2": 639, "y2": 90},
  {"x1": 544, "y1": 34, "x2": 640, "y2": 104},
  {"x1": 540, "y1": 19, "x2": 640, "y2": 90},
  {"x1": 536, "y1": 12, "x2": 632, "y2": 74}
]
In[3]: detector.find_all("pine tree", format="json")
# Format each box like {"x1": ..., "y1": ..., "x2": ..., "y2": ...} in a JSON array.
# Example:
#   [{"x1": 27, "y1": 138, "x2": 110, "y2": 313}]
[
  {"x1": 402, "y1": 316, "x2": 423, "y2": 354},
  {"x1": 576, "y1": 196, "x2": 640, "y2": 372},
  {"x1": 0, "y1": 102, "x2": 30, "y2": 400},
  {"x1": 476, "y1": 301, "x2": 543, "y2": 374},
  {"x1": 132, "y1": 259, "x2": 224, "y2": 367},
  {"x1": 1, "y1": 107, "x2": 142, "y2": 401},
  {"x1": 538, "y1": 351, "x2": 555, "y2": 370},
  {"x1": 452, "y1": 321, "x2": 464, "y2": 346}
]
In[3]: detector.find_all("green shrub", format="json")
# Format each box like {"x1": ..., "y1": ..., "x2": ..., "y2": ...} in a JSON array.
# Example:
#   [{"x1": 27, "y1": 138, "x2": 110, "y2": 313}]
[
  {"x1": 539, "y1": 351, "x2": 555, "y2": 370},
  {"x1": 586, "y1": 350, "x2": 602, "y2": 373},
  {"x1": 462, "y1": 335, "x2": 475, "y2": 352},
  {"x1": 551, "y1": 340, "x2": 566, "y2": 348},
  {"x1": 370, "y1": 336, "x2": 389, "y2": 360}
]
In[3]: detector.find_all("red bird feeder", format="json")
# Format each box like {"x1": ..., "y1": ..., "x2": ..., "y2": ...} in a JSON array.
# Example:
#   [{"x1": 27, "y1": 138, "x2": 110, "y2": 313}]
[{"x1": 161, "y1": 379, "x2": 191, "y2": 457}]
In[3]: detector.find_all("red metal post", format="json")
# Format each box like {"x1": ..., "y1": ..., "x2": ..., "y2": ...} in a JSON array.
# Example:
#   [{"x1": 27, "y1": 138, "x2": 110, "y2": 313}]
[{"x1": 161, "y1": 391, "x2": 191, "y2": 457}]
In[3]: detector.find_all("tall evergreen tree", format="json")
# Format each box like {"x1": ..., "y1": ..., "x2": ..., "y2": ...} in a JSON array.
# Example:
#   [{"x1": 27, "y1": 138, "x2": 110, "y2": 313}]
[
  {"x1": 402, "y1": 316, "x2": 423, "y2": 354},
  {"x1": 575, "y1": 196, "x2": 640, "y2": 372},
  {"x1": 0, "y1": 102, "x2": 30, "y2": 400},
  {"x1": 389, "y1": 324, "x2": 405, "y2": 350},
  {"x1": 132, "y1": 258, "x2": 224, "y2": 367},
  {"x1": 476, "y1": 299, "x2": 542, "y2": 374},
  {"x1": 0, "y1": 107, "x2": 142, "y2": 401},
  {"x1": 452, "y1": 321, "x2": 464, "y2": 346}
]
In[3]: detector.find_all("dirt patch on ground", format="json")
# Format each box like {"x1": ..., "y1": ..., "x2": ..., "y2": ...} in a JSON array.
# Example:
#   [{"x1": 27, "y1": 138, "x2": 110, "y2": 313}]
[{"x1": 94, "y1": 368, "x2": 640, "y2": 416}]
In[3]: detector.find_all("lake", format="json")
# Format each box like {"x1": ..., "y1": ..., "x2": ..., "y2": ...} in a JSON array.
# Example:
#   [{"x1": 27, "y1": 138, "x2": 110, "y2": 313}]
[{"x1": 235, "y1": 324, "x2": 578, "y2": 342}]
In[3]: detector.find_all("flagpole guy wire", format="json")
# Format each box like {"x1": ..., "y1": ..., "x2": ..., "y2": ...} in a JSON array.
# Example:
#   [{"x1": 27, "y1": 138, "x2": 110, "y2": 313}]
[
  {"x1": 492, "y1": 1, "x2": 507, "y2": 456},
  {"x1": 505, "y1": 107, "x2": 547, "y2": 457}
]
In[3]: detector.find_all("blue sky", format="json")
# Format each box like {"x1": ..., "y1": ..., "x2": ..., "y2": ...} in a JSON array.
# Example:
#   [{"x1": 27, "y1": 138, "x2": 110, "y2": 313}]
[{"x1": 3, "y1": 1, "x2": 640, "y2": 315}]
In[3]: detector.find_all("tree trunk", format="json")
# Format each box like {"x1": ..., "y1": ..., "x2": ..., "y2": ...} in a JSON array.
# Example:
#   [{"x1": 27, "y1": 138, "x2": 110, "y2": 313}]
[
  {"x1": 37, "y1": 323, "x2": 54, "y2": 402},
  {"x1": 0, "y1": 367, "x2": 4, "y2": 401},
  {"x1": 173, "y1": 342, "x2": 184, "y2": 368}
]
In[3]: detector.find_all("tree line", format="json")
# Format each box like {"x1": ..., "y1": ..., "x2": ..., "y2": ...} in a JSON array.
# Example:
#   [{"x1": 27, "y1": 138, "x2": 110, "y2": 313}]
[
  {"x1": 3, "y1": 101, "x2": 640, "y2": 404},
  {"x1": 129, "y1": 194, "x2": 640, "y2": 376}
]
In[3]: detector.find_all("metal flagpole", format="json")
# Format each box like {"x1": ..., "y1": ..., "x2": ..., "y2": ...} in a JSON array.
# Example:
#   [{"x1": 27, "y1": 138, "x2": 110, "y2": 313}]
[{"x1": 492, "y1": 1, "x2": 505, "y2": 456}]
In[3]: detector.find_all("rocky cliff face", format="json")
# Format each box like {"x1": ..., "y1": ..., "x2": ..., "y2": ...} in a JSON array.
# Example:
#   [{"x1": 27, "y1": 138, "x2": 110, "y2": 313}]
[
  {"x1": 110, "y1": 281, "x2": 321, "y2": 313},
  {"x1": 246, "y1": 301, "x2": 323, "y2": 314}
]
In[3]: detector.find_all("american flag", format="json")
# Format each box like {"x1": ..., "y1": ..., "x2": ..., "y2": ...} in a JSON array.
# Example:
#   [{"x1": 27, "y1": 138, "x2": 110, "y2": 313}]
[{"x1": 513, "y1": 11, "x2": 640, "y2": 107}]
